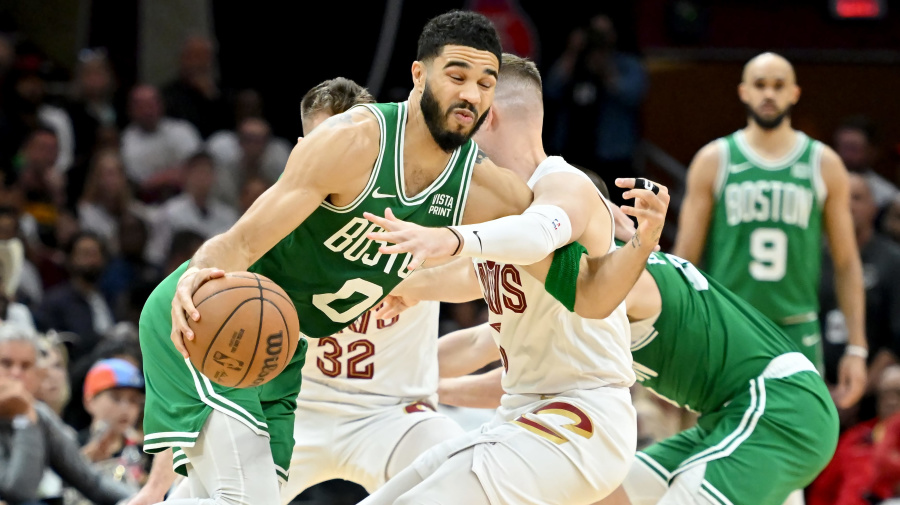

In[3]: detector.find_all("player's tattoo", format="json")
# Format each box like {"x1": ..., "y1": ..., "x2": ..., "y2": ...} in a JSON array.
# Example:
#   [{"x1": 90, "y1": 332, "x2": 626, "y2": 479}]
[
  {"x1": 631, "y1": 233, "x2": 642, "y2": 249},
  {"x1": 322, "y1": 111, "x2": 357, "y2": 129},
  {"x1": 475, "y1": 149, "x2": 488, "y2": 164}
]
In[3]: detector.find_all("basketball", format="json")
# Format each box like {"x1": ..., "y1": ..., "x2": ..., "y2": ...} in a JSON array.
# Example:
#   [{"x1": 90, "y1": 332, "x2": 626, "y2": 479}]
[{"x1": 185, "y1": 272, "x2": 300, "y2": 388}]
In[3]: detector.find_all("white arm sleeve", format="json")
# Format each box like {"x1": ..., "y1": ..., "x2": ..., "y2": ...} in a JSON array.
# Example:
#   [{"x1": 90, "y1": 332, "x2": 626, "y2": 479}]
[{"x1": 449, "y1": 204, "x2": 572, "y2": 265}]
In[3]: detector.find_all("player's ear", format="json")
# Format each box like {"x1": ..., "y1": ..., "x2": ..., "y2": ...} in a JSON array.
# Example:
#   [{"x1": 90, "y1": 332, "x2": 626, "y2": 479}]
[
  {"x1": 792, "y1": 84, "x2": 801, "y2": 104},
  {"x1": 485, "y1": 106, "x2": 497, "y2": 130},
  {"x1": 411, "y1": 61, "x2": 426, "y2": 91},
  {"x1": 737, "y1": 82, "x2": 748, "y2": 104}
]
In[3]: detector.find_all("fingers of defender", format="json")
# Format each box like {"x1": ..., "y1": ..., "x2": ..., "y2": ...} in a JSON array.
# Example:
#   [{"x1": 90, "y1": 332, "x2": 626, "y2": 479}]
[
  {"x1": 619, "y1": 206, "x2": 662, "y2": 220},
  {"x1": 622, "y1": 188, "x2": 669, "y2": 205},
  {"x1": 407, "y1": 254, "x2": 426, "y2": 272}
]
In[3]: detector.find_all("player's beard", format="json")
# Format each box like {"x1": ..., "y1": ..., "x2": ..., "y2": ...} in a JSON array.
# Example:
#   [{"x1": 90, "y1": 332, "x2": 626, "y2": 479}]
[
  {"x1": 746, "y1": 103, "x2": 792, "y2": 130},
  {"x1": 420, "y1": 82, "x2": 489, "y2": 153}
]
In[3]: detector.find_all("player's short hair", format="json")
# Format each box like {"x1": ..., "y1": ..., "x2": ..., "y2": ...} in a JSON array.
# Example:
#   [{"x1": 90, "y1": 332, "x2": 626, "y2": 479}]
[
  {"x1": 417, "y1": 10, "x2": 502, "y2": 65},
  {"x1": 300, "y1": 77, "x2": 375, "y2": 120},
  {"x1": 500, "y1": 53, "x2": 542, "y2": 94}
]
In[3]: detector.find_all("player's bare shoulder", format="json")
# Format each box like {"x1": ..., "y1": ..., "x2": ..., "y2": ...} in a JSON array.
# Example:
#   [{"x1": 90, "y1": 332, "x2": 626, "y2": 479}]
[
  {"x1": 462, "y1": 149, "x2": 533, "y2": 224},
  {"x1": 308, "y1": 106, "x2": 381, "y2": 164},
  {"x1": 281, "y1": 106, "x2": 382, "y2": 197}
]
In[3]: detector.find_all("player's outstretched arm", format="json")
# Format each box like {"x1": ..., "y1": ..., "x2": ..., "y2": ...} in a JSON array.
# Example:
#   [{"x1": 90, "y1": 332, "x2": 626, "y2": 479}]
[
  {"x1": 170, "y1": 108, "x2": 380, "y2": 357},
  {"x1": 438, "y1": 367, "x2": 504, "y2": 409},
  {"x1": 821, "y1": 146, "x2": 867, "y2": 409},
  {"x1": 523, "y1": 178, "x2": 669, "y2": 319},
  {"x1": 374, "y1": 258, "x2": 483, "y2": 321},
  {"x1": 672, "y1": 141, "x2": 720, "y2": 264},
  {"x1": 438, "y1": 323, "x2": 499, "y2": 378},
  {"x1": 363, "y1": 153, "x2": 537, "y2": 270}
]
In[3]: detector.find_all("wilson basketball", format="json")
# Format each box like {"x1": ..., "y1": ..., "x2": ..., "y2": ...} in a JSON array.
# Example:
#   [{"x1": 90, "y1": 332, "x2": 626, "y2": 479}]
[{"x1": 185, "y1": 272, "x2": 299, "y2": 388}]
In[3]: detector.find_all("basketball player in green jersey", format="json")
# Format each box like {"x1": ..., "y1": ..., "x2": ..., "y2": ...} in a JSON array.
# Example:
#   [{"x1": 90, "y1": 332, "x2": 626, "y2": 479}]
[
  {"x1": 138, "y1": 12, "x2": 536, "y2": 504},
  {"x1": 673, "y1": 52, "x2": 867, "y2": 409},
  {"x1": 435, "y1": 242, "x2": 839, "y2": 505}
]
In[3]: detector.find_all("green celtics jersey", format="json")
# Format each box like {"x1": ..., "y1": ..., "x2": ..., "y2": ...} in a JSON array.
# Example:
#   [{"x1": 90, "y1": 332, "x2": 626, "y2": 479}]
[
  {"x1": 250, "y1": 101, "x2": 476, "y2": 338},
  {"x1": 704, "y1": 130, "x2": 826, "y2": 326},
  {"x1": 633, "y1": 250, "x2": 799, "y2": 413}
]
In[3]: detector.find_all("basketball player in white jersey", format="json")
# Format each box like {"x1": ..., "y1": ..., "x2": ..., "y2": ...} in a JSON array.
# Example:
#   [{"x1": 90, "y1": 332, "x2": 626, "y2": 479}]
[{"x1": 359, "y1": 54, "x2": 669, "y2": 505}]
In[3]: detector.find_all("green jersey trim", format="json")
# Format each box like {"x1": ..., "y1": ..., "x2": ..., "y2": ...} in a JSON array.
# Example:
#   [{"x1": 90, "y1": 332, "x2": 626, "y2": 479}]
[
  {"x1": 734, "y1": 130, "x2": 809, "y2": 170},
  {"x1": 393, "y1": 101, "x2": 462, "y2": 206},
  {"x1": 811, "y1": 142, "x2": 828, "y2": 208},
  {"x1": 319, "y1": 103, "x2": 388, "y2": 213},
  {"x1": 701, "y1": 482, "x2": 735, "y2": 505},
  {"x1": 185, "y1": 358, "x2": 269, "y2": 436},
  {"x1": 713, "y1": 138, "x2": 730, "y2": 199},
  {"x1": 674, "y1": 377, "x2": 766, "y2": 476},
  {"x1": 451, "y1": 143, "x2": 478, "y2": 226}
]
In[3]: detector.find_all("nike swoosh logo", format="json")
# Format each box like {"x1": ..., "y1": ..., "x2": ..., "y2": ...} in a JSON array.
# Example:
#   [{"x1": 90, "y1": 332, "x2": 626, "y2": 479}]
[
  {"x1": 372, "y1": 188, "x2": 396, "y2": 199},
  {"x1": 473, "y1": 230, "x2": 483, "y2": 252},
  {"x1": 729, "y1": 162, "x2": 754, "y2": 174},
  {"x1": 802, "y1": 334, "x2": 821, "y2": 347}
]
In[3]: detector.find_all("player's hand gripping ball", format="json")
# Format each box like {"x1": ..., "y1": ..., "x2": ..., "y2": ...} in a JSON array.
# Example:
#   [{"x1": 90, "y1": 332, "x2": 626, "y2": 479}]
[{"x1": 186, "y1": 272, "x2": 300, "y2": 388}]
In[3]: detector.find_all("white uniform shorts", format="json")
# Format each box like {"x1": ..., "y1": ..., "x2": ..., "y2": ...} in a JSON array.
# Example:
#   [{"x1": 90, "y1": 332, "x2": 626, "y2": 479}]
[
  {"x1": 280, "y1": 387, "x2": 451, "y2": 500},
  {"x1": 412, "y1": 386, "x2": 637, "y2": 505}
]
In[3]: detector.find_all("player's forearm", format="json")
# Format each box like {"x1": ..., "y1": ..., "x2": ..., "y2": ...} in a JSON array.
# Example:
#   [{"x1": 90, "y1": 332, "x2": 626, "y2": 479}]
[
  {"x1": 188, "y1": 231, "x2": 254, "y2": 273},
  {"x1": 834, "y1": 258, "x2": 867, "y2": 349},
  {"x1": 450, "y1": 205, "x2": 572, "y2": 265},
  {"x1": 399, "y1": 259, "x2": 481, "y2": 303},
  {"x1": 574, "y1": 239, "x2": 655, "y2": 319},
  {"x1": 438, "y1": 323, "x2": 496, "y2": 378},
  {"x1": 438, "y1": 368, "x2": 504, "y2": 409}
]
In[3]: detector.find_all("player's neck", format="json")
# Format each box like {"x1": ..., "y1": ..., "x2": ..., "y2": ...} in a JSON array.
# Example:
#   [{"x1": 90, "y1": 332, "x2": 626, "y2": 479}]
[
  {"x1": 490, "y1": 134, "x2": 547, "y2": 183},
  {"x1": 742, "y1": 121, "x2": 799, "y2": 159}
]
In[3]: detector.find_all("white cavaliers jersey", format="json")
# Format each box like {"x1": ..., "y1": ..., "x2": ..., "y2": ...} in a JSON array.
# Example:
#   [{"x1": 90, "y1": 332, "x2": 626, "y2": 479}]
[
  {"x1": 299, "y1": 301, "x2": 440, "y2": 404},
  {"x1": 473, "y1": 156, "x2": 635, "y2": 395}
]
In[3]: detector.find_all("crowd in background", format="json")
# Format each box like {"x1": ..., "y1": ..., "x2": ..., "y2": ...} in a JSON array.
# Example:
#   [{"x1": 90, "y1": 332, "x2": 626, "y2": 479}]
[{"x1": 1, "y1": 11, "x2": 900, "y2": 505}]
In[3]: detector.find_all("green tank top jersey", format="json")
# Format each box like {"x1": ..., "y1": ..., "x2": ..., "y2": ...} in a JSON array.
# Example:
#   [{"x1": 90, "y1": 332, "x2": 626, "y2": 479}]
[
  {"x1": 634, "y1": 250, "x2": 798, "y2": 413},
  {"x1": 704, "y1": 130, "x2": 827, "y2": 326},
  {"x1": 250, "y1": 101, "x2": 476, "y2": 338}
]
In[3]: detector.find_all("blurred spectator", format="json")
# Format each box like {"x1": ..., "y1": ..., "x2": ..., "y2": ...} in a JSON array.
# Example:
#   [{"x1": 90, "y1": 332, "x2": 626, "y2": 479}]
[
  {"x1": 99, "y1": 212, "x2": 160, "y2": 320},
  {"x1": 545, "y1": 14, "x2": 647, "y2": 203},
  {"x1": 77, "y1": 149, "x2": 149, "y2": 254},
  {"x1": 820, "y1": 174, "x2": 900, "y2": 412},
  {"x1": 810, "y1": 365, "x2": 900, "y2": 505},
  {"x1": 239, "y1": 175, "x2": 270, "y2": 214},
  {"x1": 146, "y1": 152, "x2": 237, "y2": 266},
  {"x1": 882, "y1": 196, "x2": 900, "y2": 245},
  {"x1": 0, "y1": 325, "x2": 133, "y2": 505},
  {"x1": 0, "y1": 206, "x2": 42, "y2": 307},
  {"x1": 834, "y1": 116, "x2": 899, "y2": 209},
  {"x1": 16, "y1": 127, "x2": 65, "y2": 245},
  {"x1": 120, "y1": 84, "x2": 201, "y2": 196},
  {"x1": 35, "y1": 232, "x2": 114, "y2": 365},
  {"x1": 79, "y1": 358, "x2": 148, "y2": 487},
  {"x1": 207, "y1": 117, "x2": 290, "y2": 207},
  {"x1": 162, "y1": 230, "x2": 204, "y2": 277},
  {"x1": 0, "y1": 232, "x2": 35, "y2": 331},
  {"x1": 36, "y1": 334, "x2": 70, "y2": 416},
  {"x1": 65, "y1": 48, "x2": 123, "y2": 205},
  {"x1": 0, "y1": 54, "x2": 76, "y2": 176},
  {"x1": 231, "y1": 88, "x2": 264, "y2": 126},
  {"x1": 65, "y1": 333, "x2": 142, "y2": 432},
  {"x1": 162, "y1": 35, "x2": 229, "y2": 138}
]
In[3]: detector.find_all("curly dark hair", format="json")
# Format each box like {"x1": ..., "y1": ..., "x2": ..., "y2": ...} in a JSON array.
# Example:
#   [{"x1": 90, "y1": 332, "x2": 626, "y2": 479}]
[{"x1": 417, "y1": 10, "x2": 502, "y2": 64}]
